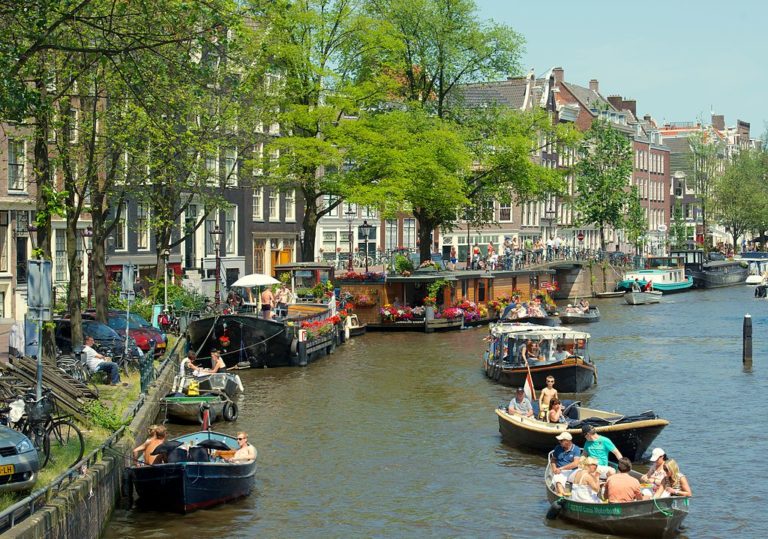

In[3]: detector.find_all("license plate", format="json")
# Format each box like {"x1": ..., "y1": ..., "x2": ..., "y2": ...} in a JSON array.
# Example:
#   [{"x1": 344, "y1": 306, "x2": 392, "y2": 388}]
[
  {"x1": 156, "y1": 342, "x2": 166, "y2": 348},
  {"x1": 0, "y1": 464, "x2": 14, "y2": 476}
]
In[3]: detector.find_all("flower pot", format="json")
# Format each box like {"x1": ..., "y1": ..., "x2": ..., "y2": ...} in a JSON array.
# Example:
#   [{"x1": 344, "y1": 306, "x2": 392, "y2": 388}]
[{"x1": 425, "y1": 305, "x2": 435, "y2": 321}]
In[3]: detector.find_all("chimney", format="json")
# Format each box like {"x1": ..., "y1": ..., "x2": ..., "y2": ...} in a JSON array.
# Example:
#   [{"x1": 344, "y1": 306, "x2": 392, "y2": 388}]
[
  {"x1": 711, "y1": 114, "x2": 725, "y2": 130},
  {"x1": 552, "y1": 67, "x2": 564, "y2": 85},
  {"x1": 644, "y1": 114, "x2": 652, "y2": 122},
  {"x1": 589, "y1": 79, "x2": 599, "y2": 93},
  {"x1": 624, "y1": 99, "x2": 637, "y2": 117},
  {"x1": 607, "y1": 95, "x2": 623, "y2": 110}
]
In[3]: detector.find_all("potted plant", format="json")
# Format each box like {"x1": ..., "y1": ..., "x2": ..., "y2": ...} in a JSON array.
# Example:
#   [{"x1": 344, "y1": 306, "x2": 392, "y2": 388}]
[{"x1": 423, "y1": 295, "x2": 437, "y2": 320}]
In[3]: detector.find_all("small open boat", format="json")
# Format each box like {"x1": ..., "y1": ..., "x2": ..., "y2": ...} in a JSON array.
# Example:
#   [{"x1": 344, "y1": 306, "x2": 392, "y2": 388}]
[
  {"x1": 544, "y1": 457, "x2": 689, "y2": 537},
  {"x1": 594, "y1": 291, "x2": 625, "y2": 299},
  {"x1": 495, "y1": 401, "x2": 668, "y2": 462},
  {"x1": 130, "y1": 429, "x2": 257, "y2": 513},
  {"x1": 172, "y1": 372, "x2": 244, "y2": 399},
  {"x1": 484, "y1": 323, "x2": 596, "y2": 393},
  {"x1": 347, "y1": 314, "x2": 367, "y2": 337},
  {"x1": 625, "y1": 291, "x2": 662, "y2": 305},
  {"x1": 559, "y1": 306, "x2": 600, "y2": 325},
  {"x1": 161, "y1": 393, "x2": 238, "y2": 424}
]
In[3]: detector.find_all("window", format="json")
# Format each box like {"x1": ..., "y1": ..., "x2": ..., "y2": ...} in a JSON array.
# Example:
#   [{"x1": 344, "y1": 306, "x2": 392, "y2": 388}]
[
  {"x1": 224, "y1": 148, "x2": 237, "y2": 186},
  {"x1": 0, "y1": 212, "x2": 8, "y2": 272},
  {"x1": 253, "y1": 143, "x2": 264, "y2": 176},
  {"x1": 253, "y1": 239, "x2": 265, "y2": 273},
  {"x1": 8, "y1": 140, "x2": 25, "y2": 191},
  {"x1": 137, "y1": 203, "x2": 149, "y2": 250},
  {"x1": 403, "y1": 218, "x2": 416, "y2": 249},
  {"x1": 323, "y1": 195, "x2": 338, "y2": 217},
  {"x1": 205, "y1": 217, "x2": 216, "y2": 256},
  {"x1": 385, "y1": 219, "x2": 398, "y2": 251},
  {"x1": 362, "y1": 206, "x2": 377, "y2": 218},
  {"x1": 499, "y1": 202, "x2": 512, "y2": 222},
  {"x1": 268, "y1": 190, "x2": 279, "y2": 221},
  {"x1": 253, "y1": 188, "x2": 263, "y2": 220},
  {"x1": 285, "y1": 190, "x2": 295, "y2": 221},
  {"x1": 115, "y1": 206, "x2": 127, "y2": 251},
  {"x1": 225, "y1": 206, "x2": 236, "y2": 255},
  {"x1": 55, "y1": 229, "x2": 67, "y2": 282},
  {"x1": 322, "y1": 231, "x2": 337, "y2": 254},
  {"x1": 206, "y1": 155, "x2": 217, "y2": 185}
]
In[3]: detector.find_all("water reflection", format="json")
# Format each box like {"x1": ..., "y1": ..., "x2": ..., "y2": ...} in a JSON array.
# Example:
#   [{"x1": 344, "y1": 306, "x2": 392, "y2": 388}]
[{"x1": 106, "y1": 286, "x2": 768, "y2": 537}]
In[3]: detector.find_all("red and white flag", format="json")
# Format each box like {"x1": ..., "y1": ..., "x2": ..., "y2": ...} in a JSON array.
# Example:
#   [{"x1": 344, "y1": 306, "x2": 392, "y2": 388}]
[{"x1": 524, "y1": 368, "x2": 537, "y2": 402}]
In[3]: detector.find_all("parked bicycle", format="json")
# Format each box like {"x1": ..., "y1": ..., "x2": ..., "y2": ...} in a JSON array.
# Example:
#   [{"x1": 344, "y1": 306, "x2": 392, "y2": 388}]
[
  {"x1": 56, "y1": 351, "x2": 99, "y2": 397},
  {"x1": 0, "y1": 388, "x2": 85, "y2": 469}
]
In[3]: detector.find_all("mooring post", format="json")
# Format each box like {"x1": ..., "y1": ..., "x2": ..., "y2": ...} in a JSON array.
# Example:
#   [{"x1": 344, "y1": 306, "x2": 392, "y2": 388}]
[{"x1": 743, "y1": 314, "x2": 752, "y2": 364}]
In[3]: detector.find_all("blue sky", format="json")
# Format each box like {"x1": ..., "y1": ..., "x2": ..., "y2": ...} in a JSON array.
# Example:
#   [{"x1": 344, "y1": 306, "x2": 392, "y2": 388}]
[{"x1": 474, "y1": 0, "x2": 767, "y2": 138}]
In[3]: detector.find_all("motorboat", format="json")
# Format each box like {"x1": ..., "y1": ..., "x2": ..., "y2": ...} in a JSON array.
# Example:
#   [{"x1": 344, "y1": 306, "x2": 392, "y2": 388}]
[
  {"x1": 483, "y1": 323, "x2": 596, "y2": 393},
  {"x1": 616, "y1": 256, "x2": 693, "y2": 294},
  {"x1": 346, "y1": 314, "x2": 367, "y2": 337},
  {"x1": 625, "y1": 291, "x2": 662, "y2": 305},
  {"x1": 161, "y1": 393, "x2": 238, "y2": 424},
  {"x1": 558, "y1": 306, "x2": 600, "y2": 325}
]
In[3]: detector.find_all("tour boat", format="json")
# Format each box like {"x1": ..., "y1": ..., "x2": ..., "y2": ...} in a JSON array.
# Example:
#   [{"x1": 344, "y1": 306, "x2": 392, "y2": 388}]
[
  {"x1": 130, "y1": 429, "x2": 256, "y2": 513},
  {"x1": 483, "y1": 323, "x2": 596, "y2": 393},
  {"x1": 496, "y1": 402, "x2": 669, "y2": 462},
  {"x1": 616, "y1": 256, "x2": 693, "y2": 294},
  {"x1": 544, "y1": 456, "x2": 688, "y2": 537}
]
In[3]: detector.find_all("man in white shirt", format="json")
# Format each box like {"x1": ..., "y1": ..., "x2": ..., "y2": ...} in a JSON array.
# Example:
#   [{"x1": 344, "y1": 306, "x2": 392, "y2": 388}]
[{"x1": 83, "y1": 335, "x2": 122, "y2": 385}]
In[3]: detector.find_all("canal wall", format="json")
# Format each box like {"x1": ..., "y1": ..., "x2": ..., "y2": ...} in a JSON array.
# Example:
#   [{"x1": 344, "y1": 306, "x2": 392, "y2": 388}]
[
  {"x1": 552, "y1": 262, "x2": 621, "y2": 299},
  {"x1": 9, "y1": 343, "x2": 182, "y2": 539}
]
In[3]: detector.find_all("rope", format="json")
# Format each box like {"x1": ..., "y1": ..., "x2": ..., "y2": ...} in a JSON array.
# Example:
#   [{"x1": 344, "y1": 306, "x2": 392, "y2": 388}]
[
  {"x1": 193, "y1": 314, "x2": 221, "y2": 358},
  {"x1": 652, "y1": 495, "x2": 674, "y2": 517}
]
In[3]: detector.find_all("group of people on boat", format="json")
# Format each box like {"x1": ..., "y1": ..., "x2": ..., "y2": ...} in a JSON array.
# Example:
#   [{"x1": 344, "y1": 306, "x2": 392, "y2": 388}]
[
  {"x1": 180, "y1": 350, "x2": 226, "y2": 377},
  {"x1": 630, "y1": 278, "x2": 654, "y2": 292},
  {"x1": 132, "y1": 424, "x2": 257, "y2": 465},
  {"x1": 550, "y1": 432, "x2": 691, "y2": 503},
  {"x1": 507, "y1": 377, "x2": 568, "y2": 423},
  {"x1": 563, "y1": 299, "x2": 590, "y2": 315}
]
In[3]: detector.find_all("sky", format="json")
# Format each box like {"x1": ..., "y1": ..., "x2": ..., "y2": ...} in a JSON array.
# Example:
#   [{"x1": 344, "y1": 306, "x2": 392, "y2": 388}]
[{"x1": 474, "y1": 0, "x2": 768, "y2": 138}]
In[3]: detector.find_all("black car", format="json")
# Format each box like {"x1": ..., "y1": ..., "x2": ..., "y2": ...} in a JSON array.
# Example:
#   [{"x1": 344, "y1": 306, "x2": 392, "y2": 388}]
[{"x1": 53, "y1": 319, "x2": 142, "y2": 358}]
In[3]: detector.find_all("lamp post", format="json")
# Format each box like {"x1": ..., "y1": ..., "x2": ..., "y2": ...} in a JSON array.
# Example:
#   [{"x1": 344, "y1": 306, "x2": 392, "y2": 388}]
[
  {"x1": 543, "y1": 197, "x2": 557, "y2": 261},
  {"x1": 344, "y1": 204, "x2": 355, "y2": 272},
  {"x1": 299, "y1": 229, "x2": 305, "y2": 262},
  {"x1": 81, "y1": 226, "x2": 93, "y2": 309},
  {"x1": 162, "y1": 248, "x2": 170, "y2": 313},
  {"x1": 210, "y1": 225, "x2": 223, "y2": 309},
  {"x1": 359, "y1": 220, "x2": 374, "y2": 273}
]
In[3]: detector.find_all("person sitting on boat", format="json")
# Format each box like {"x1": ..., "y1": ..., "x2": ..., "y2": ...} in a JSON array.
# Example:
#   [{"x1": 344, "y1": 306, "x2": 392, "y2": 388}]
[
  {"x1": 578, "y1": 299, "x2": 589, "y2": 312},
  {"x1": 630, "y1": 279, "x2": 641, "y2": 292},
  {"x1": 539, "y1": 376, "x2": 559, "y2": 419},
  {"x1": 229, "y1": 431, "x2": 257, "y2": 462},
  {"x1": 526, "y1": 340, "x2": 543, "y2": 362},
  {"x1": 640, "y1": 447, "x2": 667, "y2": 495},
  {"x1": 553, "y1": 344, "x2": 568, "y2": 361},
  {"x1": 208, "y1": 349, "x2": 226, "y2": 373},
  {"x1": 582, "y1": 424, "x2": 622, "y2": 478},
  {"x1": 547, "y1": 398, "x2": 567, "y2": 424},
  {"x1": 507, "y1": 387, "x2": 534, "y2": 417},
  {"x1": 132, "y1": 425, "x2": 167, "y2": 466},
  {"x1": 569, "y1": 456, "x2": 603, "y2": 503},
  {"x1": 180, "y1": 351, "x2": 201, "y2": 376},
  {"x1": 604, "y1": 457, "x2": 642, "y2": 503},
  {"x1": 654, "y1": 458, "x2": 692, "y2": 498},
  {"x1": 550, "y1": 431, "x2": 581, "y2": 495},
  {"x1": 643, "y1": 280, "x2": 654, "y2": 292}
]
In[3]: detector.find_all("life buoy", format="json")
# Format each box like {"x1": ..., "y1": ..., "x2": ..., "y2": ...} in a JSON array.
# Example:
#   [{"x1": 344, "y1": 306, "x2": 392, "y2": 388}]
[{"x1": 223, "y1": 401, "x2": 239, "y2": 422}]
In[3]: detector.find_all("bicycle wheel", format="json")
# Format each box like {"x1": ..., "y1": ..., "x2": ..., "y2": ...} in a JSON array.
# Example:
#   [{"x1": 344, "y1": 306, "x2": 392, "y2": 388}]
[
  {"x1": 45, "y1": 420, "x2": 85, "y2": 469},
  {"x1": 25, "y1": 423, "x2": 50, "y2": 468}
]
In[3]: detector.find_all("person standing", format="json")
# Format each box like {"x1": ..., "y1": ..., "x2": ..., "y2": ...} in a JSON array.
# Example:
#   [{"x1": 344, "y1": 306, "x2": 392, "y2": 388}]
[
  {"x1": 605, "y1": 457, "x2": 643, "y2": 502},
  {"x1": 582, "y1": 424, "x2": 622, "y2": 477},
  {"x1": 261, "y1": 286, "x2": 275, "y2": 320},
  {"x1": 449, "y1": 246, "x2": 457, "y2": 271},
  {"x1": 83, "y1": 335, "x2": 122, "y2": 385},
  {"x1": 550, "y1": 432, "x2": 581, "y2": 495}
]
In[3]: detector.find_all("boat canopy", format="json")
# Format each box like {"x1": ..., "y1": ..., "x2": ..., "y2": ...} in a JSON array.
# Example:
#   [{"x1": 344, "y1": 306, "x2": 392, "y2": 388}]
[{"x1": 489, "y1": 322, "x2": 590, "y2": 341}]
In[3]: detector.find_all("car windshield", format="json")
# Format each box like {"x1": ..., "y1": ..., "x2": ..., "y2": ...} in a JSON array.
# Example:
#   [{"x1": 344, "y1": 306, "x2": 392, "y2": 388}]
[
  {"x1": 128, "y1": 313, "x2": 151, "y2": 327},
  {"x1": 83, "y1": 321, "x2": 120, "y2": 339},
  {"x1": 106, "y1": 316, "x2": 143, "y2": 330}
]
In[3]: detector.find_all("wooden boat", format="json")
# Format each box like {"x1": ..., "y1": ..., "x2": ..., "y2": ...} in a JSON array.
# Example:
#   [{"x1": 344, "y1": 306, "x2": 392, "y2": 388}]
[
  {"x1": 559, "y1": 306, "x2": 600, "y2": 325},
  {"x1": 625, "y1": 291, "x2": 662, "y2": 305},
  {"x1": 130, "y1": 429, "x2": 257, "y2": 513},
  {"x1": 616, "y1": 256, "x2": 693, "y2": 294},
  {"x1": 347, "y1": 314, "x2": 367, "y2": 337},
  {"x1": 544, "y1": 458, "x2": 689, "y2": 537},
  {"x1": 161, "y1": 393, "x2": 238, "y2": 424},
  {"x1": 594, "y1": 291, "x2": 625, "y2": 298},
  {"x1": 172, "y1": 372, "x2": 244, "y2": 399},
  {"x1": 483, "y1": 323, "x2": 596, "y2": 393},
  {"x1": 495, "y1": 402, "x2": 669, "y2": 462}
]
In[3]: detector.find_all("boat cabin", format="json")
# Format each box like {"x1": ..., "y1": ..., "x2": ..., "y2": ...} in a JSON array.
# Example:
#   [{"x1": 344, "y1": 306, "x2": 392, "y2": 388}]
[
  {"x1": 487, "y1": 324, "x2": 590, "y2": 366},
  {"x1": 274, "y1": 263, "x2": 335, "y2": 297}
]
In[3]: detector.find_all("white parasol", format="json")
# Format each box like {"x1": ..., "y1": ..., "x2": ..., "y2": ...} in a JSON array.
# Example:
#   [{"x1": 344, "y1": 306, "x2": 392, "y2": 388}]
[{"x1": 231, "y1": 273, "x2": 280, "y2": 288}]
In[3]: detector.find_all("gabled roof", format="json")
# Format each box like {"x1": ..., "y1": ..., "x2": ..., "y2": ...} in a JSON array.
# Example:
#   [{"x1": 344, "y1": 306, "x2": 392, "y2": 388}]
[
  {"x1": 454, "y1": 78, "x2": 529, "y2": 109},
  {"x1": 561, "y1": 82, "x2": 612, "y2": 112}
]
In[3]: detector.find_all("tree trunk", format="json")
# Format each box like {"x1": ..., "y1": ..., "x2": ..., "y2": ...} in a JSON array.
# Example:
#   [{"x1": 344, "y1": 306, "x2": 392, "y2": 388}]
[
  {"x1": 416, "y1": 217, "x2": 434, "y2": 263},
  {"x1": 90, "y1": 203, "x2": 109, "y2": 323},
  {"x1": 301, "y1": 196, "x2": 319, "y2": 263},
  {"x1": 66, "y1": 204, "x2": 84, "y2": 348},
  {"x1": 598, "y1": 224, "x2": 606, "y2": 253}
]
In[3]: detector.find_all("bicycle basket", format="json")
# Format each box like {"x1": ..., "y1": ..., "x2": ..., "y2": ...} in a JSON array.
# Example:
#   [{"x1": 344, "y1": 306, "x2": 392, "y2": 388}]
[{"x1": 28, "y1": 398, "x2": 53, "y2": 422}]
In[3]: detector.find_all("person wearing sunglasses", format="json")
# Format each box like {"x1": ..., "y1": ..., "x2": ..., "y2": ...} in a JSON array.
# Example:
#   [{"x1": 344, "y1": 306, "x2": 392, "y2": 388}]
[{"x1": 230, "y1": 431, "x2": 257, "y2": 462}]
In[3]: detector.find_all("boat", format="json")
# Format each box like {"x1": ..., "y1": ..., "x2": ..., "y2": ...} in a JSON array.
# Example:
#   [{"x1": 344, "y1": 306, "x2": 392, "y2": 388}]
[
  {"x1": 624, "y1": 291, "x2": 662, "y2": 305},
  {"x1": 495, "y1": 402, "x2": 669, "y2": 462},
  {"x1": 172, "y1": 372, "x2": 244, "y2": 399},
  {"x1": 500, "y1": 304, "x2": 560, "y2": 327},
  {"x1": 161, "y1": 392, "x2": 238, "y2": 424},
  {"x1": 544, "y1": 456, "x2": 688, "y2": 537},
  {"x1": 346, "y1": 314, "x2": 367, "y2": 337},
  {"x1": 559, "y1": 306, "x2": 600, "y2": 325},
  {"x1": 594, "y1": 291, "x2": 625, "y2": 299},
  {"x1": 483, "y1": 323, "x2": 596, "y2": 393},
  {"x1": 670, "y1": 249, "x2": 748, "y2": 288},
  {"x1": 130, "y1": 428, "x2": 257, "y2": 513},
  {"x1": 616, "y1": 256, "x2": 693, "y2": 294}
]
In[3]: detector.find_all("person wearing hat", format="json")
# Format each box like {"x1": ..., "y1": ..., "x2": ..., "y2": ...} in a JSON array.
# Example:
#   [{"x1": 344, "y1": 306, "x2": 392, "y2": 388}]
[
  {"x1": 550, "y1": 431, "x2": 581, "y2": 495},
  {"x1": 582, "y1": 424, "x2": 622, "y2": 478},
  {"x1": 507, "y1": 387, "x2": 533, "y2": 417},
  {"x1": 640, "y1": 447, "x2": 667, "y2": 490}
]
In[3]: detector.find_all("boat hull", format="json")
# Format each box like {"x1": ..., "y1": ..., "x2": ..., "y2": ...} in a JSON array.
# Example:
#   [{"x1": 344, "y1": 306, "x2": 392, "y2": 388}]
[
  {"x1": 162, "y1": 394, "x2": 230, "y2": 424},
  {"x1": 486, "y1": 359, "x2": 596, "y2": 393},
  {"x1": 625, "y1": 291, "x2": 661, "y2": 305},
  {"x1": 497, "y1": 409, "x2": 668, "y2": 462},
  {"x1": 689, "y1": 266, "x2": 749, "y2": 288},
  {"x1": 509, "y1": 315, "x2": 560, "y2": 327},
  {"x1": 558, "y1": 307, "x2": 600, "y2": 324}
]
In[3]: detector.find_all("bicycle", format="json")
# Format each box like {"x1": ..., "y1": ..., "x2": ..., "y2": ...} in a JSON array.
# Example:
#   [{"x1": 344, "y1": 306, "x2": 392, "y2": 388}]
[
  {"x1": 1, "y1": 388, "x2": 85, "y2": 469},
  {"x1": 56, "y1": 351, "x2": 100, "y2": 397}
]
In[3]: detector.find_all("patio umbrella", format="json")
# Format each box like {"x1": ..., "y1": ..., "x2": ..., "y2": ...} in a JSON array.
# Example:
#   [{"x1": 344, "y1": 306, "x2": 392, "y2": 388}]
[{"x1": 231, "y1": 273, "x2": 280, "y2": 287}]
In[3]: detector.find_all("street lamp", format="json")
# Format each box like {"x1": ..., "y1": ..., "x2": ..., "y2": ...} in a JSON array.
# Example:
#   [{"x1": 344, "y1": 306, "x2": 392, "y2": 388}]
[
  {"x1": 161, "y1": 248, "x2": 170, "y2": 313},
  {"x1": 80, "y1": 226, "x2": 93, "y2": 309},
  {"x1": 209, "y1": 225, "x2": 223, "y2": 309},
  {"x1": 359, "y1": 220, "x2": 375, "y2": 273},
  {"x1": 344, "y1": 204, "x2": 355, "y2": 272},
  {"x1": 543, "y1": 198, "x2": 557, "y2": 260}
]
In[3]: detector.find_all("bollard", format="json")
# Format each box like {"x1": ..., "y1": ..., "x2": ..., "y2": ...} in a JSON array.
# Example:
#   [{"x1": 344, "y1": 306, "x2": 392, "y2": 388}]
[{"x1": 743, "y1": 314, "x2": 752, "y2": 364}]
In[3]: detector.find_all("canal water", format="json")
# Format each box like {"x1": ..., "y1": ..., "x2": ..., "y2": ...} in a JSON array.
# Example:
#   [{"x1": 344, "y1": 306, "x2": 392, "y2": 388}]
[{"x1": 105, "y1": 286, "x2": 767, "y2": 538}]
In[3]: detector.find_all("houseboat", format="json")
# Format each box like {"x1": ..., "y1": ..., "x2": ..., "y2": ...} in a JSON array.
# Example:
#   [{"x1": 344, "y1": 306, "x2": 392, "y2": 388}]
[
  {"x1": 670, "y1": 249, "x2": 748, "y2": 288},
  {"x1": 616, "y1": 256, "x2": 693, "y2": 294}
]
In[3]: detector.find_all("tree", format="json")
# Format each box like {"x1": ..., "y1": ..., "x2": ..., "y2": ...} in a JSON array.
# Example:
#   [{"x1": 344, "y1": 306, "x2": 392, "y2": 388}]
[
  {"x1": 668, "y1": 200, "x2": 688, "y2": 250},
  {"x1": 623, "y1": 187, "x2": 648, "y2": 255},
  {"x1": 573, "y1": 120, "x2": 634, "y2": 252},
  {"x1": 688, "y1": 131, "x2": 724, "y2": 250},
  {"x1": 712, "y1": 149, "x2": 768, "y2": 251}
]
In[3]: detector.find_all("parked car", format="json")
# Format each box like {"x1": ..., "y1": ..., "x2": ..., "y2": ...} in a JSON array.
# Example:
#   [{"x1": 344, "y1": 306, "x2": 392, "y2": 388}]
[
  {"x1": 53, "y1": 319, "x2": 142, "y2": 359},
  {"x1": 0, "y1": 426, "x2": 39, "y2": 492},
  {"x1": 81, "y1": 311, "x2": 166, "y2": 356}
]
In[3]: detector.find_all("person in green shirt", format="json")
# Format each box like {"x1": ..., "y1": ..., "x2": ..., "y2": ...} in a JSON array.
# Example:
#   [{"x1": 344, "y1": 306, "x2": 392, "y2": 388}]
[{"x1": 582, "y1": 424, "x2": 623, "y2": 478}]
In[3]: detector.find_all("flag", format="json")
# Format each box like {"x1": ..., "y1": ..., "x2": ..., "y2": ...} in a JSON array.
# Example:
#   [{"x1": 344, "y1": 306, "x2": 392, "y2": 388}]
[{"x1": 523, "y1": 357, "x2": 537, "y2": 402}]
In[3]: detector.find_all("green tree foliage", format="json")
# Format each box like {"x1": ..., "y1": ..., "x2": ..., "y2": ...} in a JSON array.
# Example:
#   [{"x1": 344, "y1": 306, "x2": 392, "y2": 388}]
[
  {"x1": 669, "y1": 200, "x2": 688, "y2": 250},
  {"x1": 574, "y1": 120, "x2": 634, "y2": 251},
  {"x1": 688, "y1": 131, "x2": 724, "y2": 249},
  {"x1": 623, "y1": 187, "x2": 648, "y2": 255}
]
